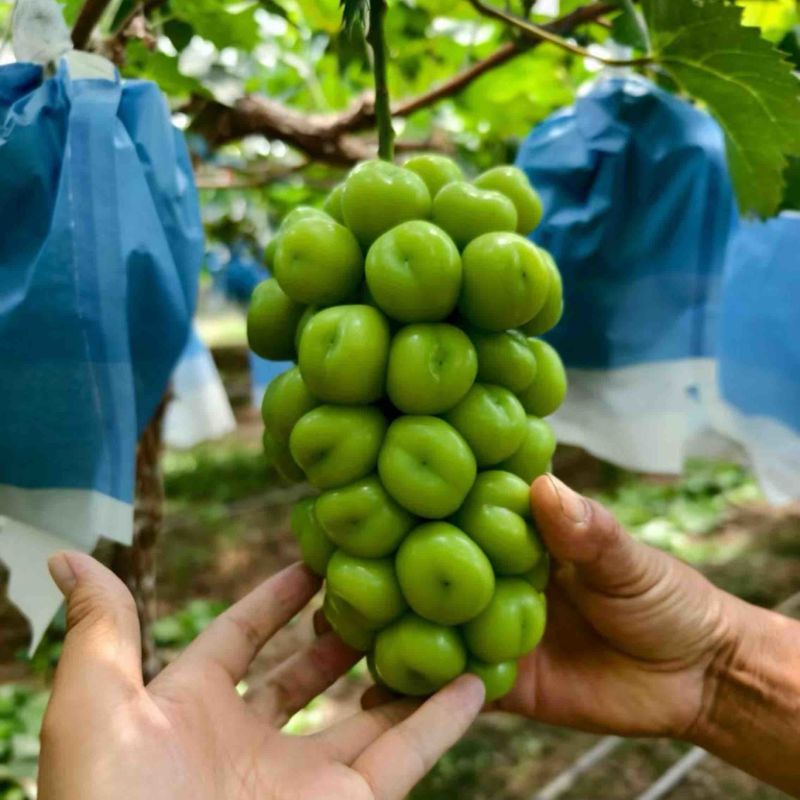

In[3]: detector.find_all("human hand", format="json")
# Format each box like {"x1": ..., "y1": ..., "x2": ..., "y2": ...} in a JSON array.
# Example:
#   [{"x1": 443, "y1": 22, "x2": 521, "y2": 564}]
[
  {"x1": 38, "y1": 554, "x2": 484, "y2": 800},
  {"x1": 497, "y1": 474, "x2": 732, "y2": 740}
]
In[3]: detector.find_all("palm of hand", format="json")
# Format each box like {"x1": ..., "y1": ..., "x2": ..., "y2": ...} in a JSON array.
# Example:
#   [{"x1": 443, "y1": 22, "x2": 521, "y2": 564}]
[
  {"x1": 498, "y1": 480, "x2": 731, "y2": 739},
  {"x1": 38, "y1": 558, "x2": 484, "y2": 800},
  {"x1": 112, "y1": 671, "x2": 377, "y2": 800}
]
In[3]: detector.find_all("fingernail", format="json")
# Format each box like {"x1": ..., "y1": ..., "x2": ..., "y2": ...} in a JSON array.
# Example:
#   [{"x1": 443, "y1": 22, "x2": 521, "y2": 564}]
[
  {"x1": 48, "y1": 552, "x2": 77, "y2": 597},
  {"x1": 546, "y1": 474, "x2": 588, "y2": 524}
]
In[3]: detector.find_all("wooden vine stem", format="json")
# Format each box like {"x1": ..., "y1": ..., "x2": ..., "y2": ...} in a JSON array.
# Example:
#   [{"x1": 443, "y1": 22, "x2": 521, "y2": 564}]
[{"x1": 112, "y1": 394, "x2": 169, "y2": 682}]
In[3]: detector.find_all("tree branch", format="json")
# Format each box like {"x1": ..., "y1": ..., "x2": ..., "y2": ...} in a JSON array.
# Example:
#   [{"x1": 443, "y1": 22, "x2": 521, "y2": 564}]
[
  {"x1": 106, "y1": 0, "x2": 168, "y2": 57},
  {"x1": 189, "y1": 1, "x2": 616, "y2": 163},
  {"x1": 468, "y1": 0, "x2": 652, "y2": 66},
  {"x1": 393, "y1": 41, "x2": 520, "y2": 119},
  {"x1": 72, "y1": 0, "x2": 115, "y2": 49},
  {"x1": 113, "y1": 0, "x2": 169, "y2": 35}
]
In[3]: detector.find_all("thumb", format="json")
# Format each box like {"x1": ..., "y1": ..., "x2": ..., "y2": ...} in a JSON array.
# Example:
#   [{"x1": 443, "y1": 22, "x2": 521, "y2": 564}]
[
  {"x1": 531, "y1": 475, "x2": 667, "y2": 596},
  {"x1": 48, "y1": 551, "x2": 143, "y2": 698}
]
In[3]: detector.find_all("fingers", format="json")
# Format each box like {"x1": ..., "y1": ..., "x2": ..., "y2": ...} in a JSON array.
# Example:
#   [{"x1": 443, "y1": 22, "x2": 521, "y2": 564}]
[
  {"x1": 352, "y1": 674, "x2": 485, "y2": 800},
  {"x1": 313, "y1": 607, "x2": 332, "y2": 636},
  {"x1": 315, "y1": 697, "x2": 420, "y2": 763},
  {"x1": 250, "y1": 631, "x2": 361, "y2": 727},
  {"x1": 178, "y1": 562, "x2": 320, "y2": 683},
  {"x1": 531, "y1": 475, "x2": 668, "y2": 596},
  {"x1": 47, "y1": 552, "x2": 143, "y2": 701},
  {"x1": 360, "y1": 684, "x2": 397, "y2": 711}
]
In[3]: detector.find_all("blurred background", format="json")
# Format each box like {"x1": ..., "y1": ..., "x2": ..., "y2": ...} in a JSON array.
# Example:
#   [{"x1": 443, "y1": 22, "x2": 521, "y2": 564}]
[{"x1": 1, "y1": 0, "x2": 800, "y2": 797}]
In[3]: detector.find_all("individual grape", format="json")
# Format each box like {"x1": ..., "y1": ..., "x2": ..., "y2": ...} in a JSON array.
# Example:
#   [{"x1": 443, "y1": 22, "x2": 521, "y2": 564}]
[
  {"x1": 315, "y1": 475, "x2": 416, "y2": 558},
  {"x1": 431, "y1": 182, "x2": 517, "y2": 249},
  {"x1": 462, "y1": 578, "x2": 547, "y2": 663},
  {"x1": 323, "y1": 184, "x2": 346, "y2": 223},
  {"x1": 395, "y1": 522, "x2": 494, "y2": 625},
  {"x1": 467, "y1": 658, "x2": 518, "y2": 703},
  {"x1": 378, "y1": 416, "x2": 477, "y2": 518},
  {"x1": 280, "y1": 205, "x2": 331, "y2": 230},
  {"x1": 290, "y1": 498, "x2": 335, "y2": 577},
  {"x1": 323, "y1": 592, "x2": 375, "y2": 652},
  {"x1": 373, "y1": 615, "x2": 467, "y2": 696},
  {"x1": 459, "y1": 232, "x2": 550, "y2": 331},
  {"x1": 474, "y1": 165, "x2": 543, "y2": 235},
  {"x1": 471, "y1": 328, "x2": 538, "y2": 395},
  {"x1": 386, "y1": 323, "x2": 477, "y2": 414},
  {"x1": 454, "y1": 471, "x2": 544, "y2": 575},
  {"x1": 365, "y1": 221, "x2": 462, "y2": 322},
  {"x1": 293, "y1": 305, "x2": 317, "y2": 352},
  {"x1": 403, "y1": 154, "x2": 463, "y2": 198},
  {"x1": 262, "y1": 429, "x2": 305, "y2": 484},
  {"x1": 289, "y1": 405, "x2": 386, "y2": 489},
  {"x1": 444, "y1": 384, "x2": 526, "y2": 467},
  {"x1": 274, "y1": 216, "x2": 363, "y2": 305},
  {"x1": 520, "y1": 249, "x2": 563, "y2": 335},
  {"x1": 260, "y1": 366, "x2": 317, "y2": 444},
  {"x1": 518, "y1": 339, "x2": 567, "y2": 417},
  {"x1": 326, "y1": 551, "x2": 407, "y2": 629},
  {"x1": 263, "y1": 237, "x2": 278, "y2": 271},
  {"x1": 247, "y1": 278, "x2": 304, "y2": 360},
  {"x1": 341, "y1": 160, "x2": 431, "y2": 246},
  {"x1": 499, "y1": 416, "x2": 556, "y2": 484},
  {"x1": 298, "y1": 305, "x2": 390, "y2": 404},
  {"x1": 524, "y1": 553, "x2": 551, "y2": 592}
]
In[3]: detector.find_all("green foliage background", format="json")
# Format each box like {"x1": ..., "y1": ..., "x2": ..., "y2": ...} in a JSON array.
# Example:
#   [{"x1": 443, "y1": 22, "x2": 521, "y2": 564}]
[
  {"x1": 8, "y1": 0, "x2": 792, "y2": 249},
  {"x1": 0, "y1": 2, "x2": 799, "y2": 797}
]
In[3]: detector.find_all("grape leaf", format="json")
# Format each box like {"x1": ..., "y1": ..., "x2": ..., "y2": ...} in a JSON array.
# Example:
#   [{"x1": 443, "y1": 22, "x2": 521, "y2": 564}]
[
  {"x1": 123, "y1": 40, "x2": 209, "y2": 99},
  {"x1": 611, "y1": 0, "x2": 649, "y2": 51},
  {"x1": 110, "y1": 0, "x2": 137, "y2": 31},
  {"x1": 340, "y1": 0, "x2": 370, "y2": 33},
  {"x1": 781, "y1": 156, "x2": 800, "y2": 210},
  {"x1": 163, "y1": 19, "x2": 195, "y2": 52},
  {"x1": 642, "y1": 0, "x2": 800, "y2": 217},
  {"x1": 258, "y1": 0, "x2": 291, "y2": 21},
  {"x1": 61, "y1": 0, "x2": 84, "y2": 25},
  {"x1": 171, "y1": 0, "x2": 261, "y2": 51},
  {"x1": 779, "y1": 25, "x2": 800, "y2": 69}
]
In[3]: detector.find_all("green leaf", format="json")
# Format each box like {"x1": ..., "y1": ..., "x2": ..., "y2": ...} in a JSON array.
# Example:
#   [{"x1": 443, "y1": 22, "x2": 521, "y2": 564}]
[
  {"x1": 340, "y1": 0, "x2": 370, "y2": 33},
  {"x1": 163, "y1": 19, "x2": 195, "y2": 51},
  {"x1": 738, "y1": 0, "x2": 798, "y2": 42},
  {"x1": 259, "y1": 0, "x2": 291, "y2": 21},
  {"x1": 781, "y1": 156, "x2": 800, "y2": 210},
  {"x1": 611, "y1": 0, "x2": 649, "y2": 51},
  {"x1": 122, "y1": 41, "x2": 208, "y2": 99},
  {"x1": 643, "y1": 0, "x2": 800, "y2": 217},
  {"x1": 171, "y1": 0, "x2": 261, "y2": 51},
  {"x1": 61, "y1": 0, "x2": 84, "y2": 25},
  {"x1": 779, "y1": 25, "x2": 800, "y2": 69},
  {"x1": 110, "y1": 0, "x2": 137, "y2": 30}
]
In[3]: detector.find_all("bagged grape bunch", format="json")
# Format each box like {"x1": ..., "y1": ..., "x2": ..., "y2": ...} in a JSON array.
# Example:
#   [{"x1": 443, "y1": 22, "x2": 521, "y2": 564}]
[{"x1": 248, "y1": 156, "x2": 566, "y2": 700}]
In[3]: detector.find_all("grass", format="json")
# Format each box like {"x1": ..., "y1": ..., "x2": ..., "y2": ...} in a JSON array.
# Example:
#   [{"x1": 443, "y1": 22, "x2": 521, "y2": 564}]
[
  {"x1": 163, "y1": 441, "x2": 271, "y2": 507},
  {"x1": 588, "y1": 459, "x2": 762, "y2": 563}
]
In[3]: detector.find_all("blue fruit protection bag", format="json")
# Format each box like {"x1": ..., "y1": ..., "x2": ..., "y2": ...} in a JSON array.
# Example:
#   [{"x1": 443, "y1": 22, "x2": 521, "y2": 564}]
[
  {"x1": 516, "y1": 75, "x2": 800, "y2": 503},
  {"x1": 0, "y1": 57, "x2": 203, "y2": 643}
]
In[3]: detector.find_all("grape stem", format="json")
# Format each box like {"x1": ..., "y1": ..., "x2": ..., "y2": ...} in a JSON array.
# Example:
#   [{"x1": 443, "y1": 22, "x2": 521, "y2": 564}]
[{"x1": 366, "y1": 0, "x2": 395, "y2": 162}]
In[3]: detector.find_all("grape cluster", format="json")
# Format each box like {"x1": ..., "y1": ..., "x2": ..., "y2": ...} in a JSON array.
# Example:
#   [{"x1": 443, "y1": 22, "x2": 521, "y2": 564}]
[{"x1": 247, "y1": 156, "x2": 566, "y2": 701}]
